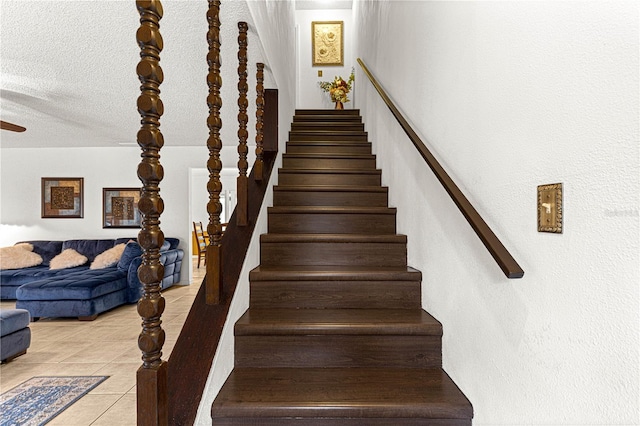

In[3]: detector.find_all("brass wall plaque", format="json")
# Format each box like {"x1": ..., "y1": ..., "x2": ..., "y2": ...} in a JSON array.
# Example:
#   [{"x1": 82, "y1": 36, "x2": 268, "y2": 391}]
[
  {"x1": 538, "y1": 183, "x2": 563, "y2": 233},
  {"x1": 312, "y1": 21, "x2": 343, "y2": 66}
]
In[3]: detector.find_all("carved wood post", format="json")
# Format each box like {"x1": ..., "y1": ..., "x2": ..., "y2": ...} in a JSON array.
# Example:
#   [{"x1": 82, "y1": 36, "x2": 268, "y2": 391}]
[
  {"x1": 254, "y1": 63, "x2": 265, "y2": 181},
  {"x1": 236, "y1": 21, "x2": 249, "y2": 226},
  {"x1": 205, "y1": 0, "x2": 223, "y2": 305},
  {"x1": 135, "y1": 1, "x2": 167, "y2": 424}
]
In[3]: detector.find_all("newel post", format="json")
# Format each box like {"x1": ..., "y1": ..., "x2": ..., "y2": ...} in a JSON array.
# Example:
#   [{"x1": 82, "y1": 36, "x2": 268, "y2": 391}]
[
  {"x1": 205, "y1": 0, "x2": 223, "y2": 305},
  {"x1": 135, "y1": 0, "x2": 168, "y2": 424},
  {"x1": 254, "y1": 62, "x2": 265, "y2": 181},
  {"x1": 236, "y1": 21, "x2": 249, "y2": 226}
]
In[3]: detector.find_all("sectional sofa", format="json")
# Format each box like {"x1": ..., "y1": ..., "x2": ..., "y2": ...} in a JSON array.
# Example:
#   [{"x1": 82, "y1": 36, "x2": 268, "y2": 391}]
[{"x1": 0, "y1": 238, "x2": 184, "y2": 320}]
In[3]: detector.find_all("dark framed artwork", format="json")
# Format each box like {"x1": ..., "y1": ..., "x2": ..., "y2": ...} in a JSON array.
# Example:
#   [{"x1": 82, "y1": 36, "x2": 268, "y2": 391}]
[
  {"x1": 41, "y1": 177, "x2": 84, "y2": 218},
  {"x1": 312, "y1": 21, "x2": 344, "y2": 66},
  {"x1": 103, "y1": 187, "x2": 142, "y2": 228}
]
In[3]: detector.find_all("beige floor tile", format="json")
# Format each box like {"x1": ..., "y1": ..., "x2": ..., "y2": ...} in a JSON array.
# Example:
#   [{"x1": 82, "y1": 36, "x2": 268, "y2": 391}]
[
  {"x1": 60, "y1": 341, "x2": 133, "y2": 364},
  {"x1": 92, "y1": 393, "x2": 136, "y2": 426},
  {"x1": 91, "y1": 362, "x2": 139, "y2": 394},
  {"x1": 46, "y1": 393, "x2": 121, "y2": 426}
]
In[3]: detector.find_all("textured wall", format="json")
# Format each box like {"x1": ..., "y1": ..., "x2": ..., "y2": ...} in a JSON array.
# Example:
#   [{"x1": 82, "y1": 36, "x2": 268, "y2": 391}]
[
  {"x1": 295, "y1": 9, "x2": 355, "y2": 109},
  {"x1": 354, "y1": 1, "x2": 639, "y2": 424}
]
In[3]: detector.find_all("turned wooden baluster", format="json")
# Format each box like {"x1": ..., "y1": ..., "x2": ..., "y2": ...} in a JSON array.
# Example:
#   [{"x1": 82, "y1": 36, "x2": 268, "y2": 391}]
[
  {"x1": 254, "y1": 63, "x2": 265, "y2": 181},
  {"x1": 205, "y1": 0, "x2": 223, "y2": 305},
  {"x1": 236, "y1": 21, "x2": 249, "y2": 226},
  {"x1": 135, "y1": 0, "x2": 167, "y2": 424}
]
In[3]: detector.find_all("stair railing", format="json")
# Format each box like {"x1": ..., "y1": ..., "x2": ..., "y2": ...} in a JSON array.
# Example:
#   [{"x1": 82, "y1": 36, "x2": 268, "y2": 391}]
[
  {"x1": 135, "y1": 1, "x2": 169, "y2": 424},
  {"x1": 135, "y1": 0, "x2": 278, "y2": 422},
  {"x1": 357, "y1": 58, "x2": 524, "y2": 279}
]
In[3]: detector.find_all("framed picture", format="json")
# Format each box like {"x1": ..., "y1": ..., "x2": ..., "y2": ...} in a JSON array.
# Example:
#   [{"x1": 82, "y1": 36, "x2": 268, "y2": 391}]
[
  {"x1": 312, "y1": 21, "x2": 343, "y2": 66},
  {"x1": 41, "y1": 177, "x2": 84, "y2": 218},
  {"x1": 103, "y1": 187, "x2": 142, "y2": 228}
]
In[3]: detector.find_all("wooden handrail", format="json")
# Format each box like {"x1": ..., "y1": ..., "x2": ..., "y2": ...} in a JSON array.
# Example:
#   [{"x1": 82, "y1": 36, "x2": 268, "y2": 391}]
[{"x1": 357, "y1": 58, "x2": 524, "y2": 279}]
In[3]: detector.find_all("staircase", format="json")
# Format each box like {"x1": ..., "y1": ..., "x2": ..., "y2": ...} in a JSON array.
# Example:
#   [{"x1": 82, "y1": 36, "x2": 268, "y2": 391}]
[{"x1": 211, "y1": 109, "x2": 473, "y2": 425}]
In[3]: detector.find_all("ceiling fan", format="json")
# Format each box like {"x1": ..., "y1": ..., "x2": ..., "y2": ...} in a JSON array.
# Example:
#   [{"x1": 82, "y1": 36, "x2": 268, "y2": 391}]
[{"x1": 0, "y1": 120, "x2": 26, "y2": 132}]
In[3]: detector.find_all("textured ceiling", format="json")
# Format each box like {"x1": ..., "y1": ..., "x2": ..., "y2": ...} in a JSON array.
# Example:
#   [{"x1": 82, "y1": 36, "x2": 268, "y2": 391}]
[
  {"x1": 0, "y1": 1, "x2": 213, "y2": 148},
  {"x1": 0, "y1": 0, "x2": 350, "y2": 149}
]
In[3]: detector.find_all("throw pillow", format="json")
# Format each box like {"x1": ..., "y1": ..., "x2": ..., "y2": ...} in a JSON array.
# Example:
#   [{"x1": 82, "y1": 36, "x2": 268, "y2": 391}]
[
  {"x1": 0, "y1": 245, "x2": 43, "y2": 270},
  {"x1": 90, "y1": 243, "x2": 127, "y2": 270},
  {"x1": 49, "y1": 248, "x2": 88, "y2": 270}
]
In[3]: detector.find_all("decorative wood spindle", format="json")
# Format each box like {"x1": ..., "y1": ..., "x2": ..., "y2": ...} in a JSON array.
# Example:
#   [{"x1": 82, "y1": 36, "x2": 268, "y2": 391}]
[
  {"x1": 254, "y1": 63, "x2": 265, "y2": 181},
  {"x1": 236, "y1": 21, "x2": 249, "y2": 226},
  {"x1": 135, "y1": 1, "x2": 168, "y2": 424},
  {"x1": 205, "y1": 0, "x2": 223, "y2": 305}
]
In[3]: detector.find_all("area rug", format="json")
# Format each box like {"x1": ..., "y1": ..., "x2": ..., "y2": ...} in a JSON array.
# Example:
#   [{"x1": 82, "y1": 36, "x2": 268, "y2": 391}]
[{"x1": 0, "y1": 376, "x2": 108, "y2": 426}]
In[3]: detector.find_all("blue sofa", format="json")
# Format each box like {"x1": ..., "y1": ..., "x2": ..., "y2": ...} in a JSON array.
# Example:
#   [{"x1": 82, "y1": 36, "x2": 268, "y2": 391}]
[{"x1": 1, "y1": 238, "x2": 183, "y2": 321}]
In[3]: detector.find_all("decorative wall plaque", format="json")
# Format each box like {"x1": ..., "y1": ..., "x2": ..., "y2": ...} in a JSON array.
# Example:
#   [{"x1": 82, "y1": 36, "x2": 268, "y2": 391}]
[
  {"x1": 41, "y1": 177, "x2": 84, "y2": 218},
  {"x1": 103, "y1": 187, "x2": 141, "y2": 228},
  {"x1": 312, "y1": 21, "x2": 344, "y2": 66}
]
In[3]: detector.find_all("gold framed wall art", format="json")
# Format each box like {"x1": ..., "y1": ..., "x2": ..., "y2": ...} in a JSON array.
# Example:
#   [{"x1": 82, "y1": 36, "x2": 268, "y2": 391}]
[
  {"x1": 312, "y1": 21, "x2": 343, "y2": 66},
  {"x1": 41, "y1": 177, "x2": 84, "y2": 218},
  {"x1": 103, "y1": 187, "x2": 142, "y2": 228}
]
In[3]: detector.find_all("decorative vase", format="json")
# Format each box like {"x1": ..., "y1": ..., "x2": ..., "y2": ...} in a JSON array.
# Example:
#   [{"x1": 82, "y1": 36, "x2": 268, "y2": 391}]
[{"x1": 335, "y1": 101, "x2": 344, "y2": 110}]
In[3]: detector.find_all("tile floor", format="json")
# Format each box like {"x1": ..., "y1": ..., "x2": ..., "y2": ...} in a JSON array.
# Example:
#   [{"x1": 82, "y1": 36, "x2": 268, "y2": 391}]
[{"x1": 0, "y1": 258, "x2": 204, "y2": 425}]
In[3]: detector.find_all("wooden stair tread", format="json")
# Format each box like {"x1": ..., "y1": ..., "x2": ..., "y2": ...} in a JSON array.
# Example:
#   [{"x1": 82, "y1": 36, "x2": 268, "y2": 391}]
[
  {"x1": 295, "y1": 109, "x2": 360, "y2": 115},
  {"x1": 283, "y1": 153, "x2": 375, "y2": 159},
  {"x1": 250, "y1": 265, "x2": 421, "y2": 281},
  {"x1": 268, "y1": 206, "x2": 396, "y2": 214},
  {"x1": 235, "y1": 308, "x2": 442, "y2": 336},
  {"x1": 286, "y1": 140, "x2": 370, "y2": 145},
  {"x1": 212, "y1": 367, "x2": 473, "y2": 420},
  {"x1": 260, "y1": 233, "x2": 406, "y2": 243},
  {"x1": 273, "y1": 185, "x2": 387, "y2": 193},
  {"x1": 278, "y1": 168, "x2": 381, "y2": 175}
]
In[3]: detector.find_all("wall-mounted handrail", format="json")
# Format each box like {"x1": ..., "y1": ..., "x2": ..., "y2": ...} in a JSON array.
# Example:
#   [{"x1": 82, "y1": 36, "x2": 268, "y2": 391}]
[{"x1": 357, "y1": 58, "x2": 524, "y2": 279}]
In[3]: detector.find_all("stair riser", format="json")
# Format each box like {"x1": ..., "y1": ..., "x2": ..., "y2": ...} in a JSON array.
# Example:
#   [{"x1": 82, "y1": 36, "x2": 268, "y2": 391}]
[
  {"x1": 268, "y1": 213, "x2": 396, "y2": 234},
  {"x1": 289, "y1": 133, "x2": 368, "y2": 142},
  {"x1": 293, "y1": 116, "x2": 362, "y2": 123},
  {"x1": 282, "y1": 157, "x2": 376, "y2": 169},
  {"x1": 273, "y1": 191, "x2": 388, "y2": 207},
  {"x1": 278, "y1": 172, "x2": 382, "y2": 186},
  {"x1": 211, "y1": 419, "x2": 471, "y2": 425},
  {"x1": 286, "y1": 144, "x2": 371, "y2": 155},
  {"x1": 235, "y1": 335, "x2": 441, "y2": 368},
  {"x1": 291, "y1": 123, "x2": 365, "y2": 132},
  {"x1": 295, "y1": 109, "x2": 360, "y2": 116},
  {"x1": 260, "y1": 241, "x2": 407, "y2": 267},
  {"x1": 250, "y1": 280, "x2": 421, "y2": 309}
]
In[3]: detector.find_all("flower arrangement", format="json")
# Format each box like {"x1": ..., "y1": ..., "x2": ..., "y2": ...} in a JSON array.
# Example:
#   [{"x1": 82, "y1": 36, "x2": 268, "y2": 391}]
[{"x1": 318, "y1": 69, "x2": 355, "y2": 104}]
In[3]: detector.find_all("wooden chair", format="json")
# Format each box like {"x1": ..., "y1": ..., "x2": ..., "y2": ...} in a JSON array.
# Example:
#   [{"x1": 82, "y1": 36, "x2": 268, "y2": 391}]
[{"x1": 193, "y1": 221, "x2": 207, "y2": 268}]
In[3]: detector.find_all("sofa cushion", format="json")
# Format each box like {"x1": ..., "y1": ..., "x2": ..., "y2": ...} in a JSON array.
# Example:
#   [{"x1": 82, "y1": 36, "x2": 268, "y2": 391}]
[
  {"x1": 117, "y1": 242, "x2": 143, "y2": 271},
  {"x1": 91, "y1": 243, "x2": 126, "y2": 270},
  {"x1": 16, "y1": 268, "x2": 128, "y2": 301},
  {"x1": 49, "y1": 249, "x2": 88, "y2": 270},
  {"x1": 0, "y1": 309, "x2": 30, "y2": 337},
  {"x1": 165, "y1": 238, "x2": 180, "y2": 250},
  {"x1": 21, "y1": 241, "x2": 63, "y2": 266},
  {"x1": 0, "y1": 245, "x2": 43, "y2": 270},
  {"x1": 62, "y1": 239, "x2": 116, "y2": 262}
]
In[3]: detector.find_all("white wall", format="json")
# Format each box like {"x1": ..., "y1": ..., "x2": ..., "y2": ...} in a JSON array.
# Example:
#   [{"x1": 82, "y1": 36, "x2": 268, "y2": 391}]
[
  {"x1": 354, "y1": 1, "x2": 639, "y2": 424},
  {"x1": 0, "y1": 146, "x2": 211, "y2": 284},
  {"x1": 295, "y1": 9, "x2": 354, "y2": 109}
]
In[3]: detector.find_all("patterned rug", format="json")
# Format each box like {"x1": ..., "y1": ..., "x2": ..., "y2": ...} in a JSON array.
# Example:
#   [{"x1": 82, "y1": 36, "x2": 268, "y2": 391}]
[{"x1": 0, "y1": 376, "x2": 108, "y2": 426}]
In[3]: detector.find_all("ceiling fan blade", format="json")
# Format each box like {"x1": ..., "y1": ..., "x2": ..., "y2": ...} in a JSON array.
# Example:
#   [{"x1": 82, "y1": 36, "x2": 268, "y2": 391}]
[{"x1": 0, "y1": 120, "x2": 26, "y2": 132}]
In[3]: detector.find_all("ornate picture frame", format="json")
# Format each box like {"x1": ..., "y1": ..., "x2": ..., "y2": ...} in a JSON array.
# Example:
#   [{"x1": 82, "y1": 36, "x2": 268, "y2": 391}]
[
  {"x1": 41, "y1": 177, "x2": 84, "y2": 218},
  {"x1": 103, "y1": 187, "x2": 142, "y2": 228},
  {"x1": 312, "y1": 21, "x2": 344, "y2": 66}
]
